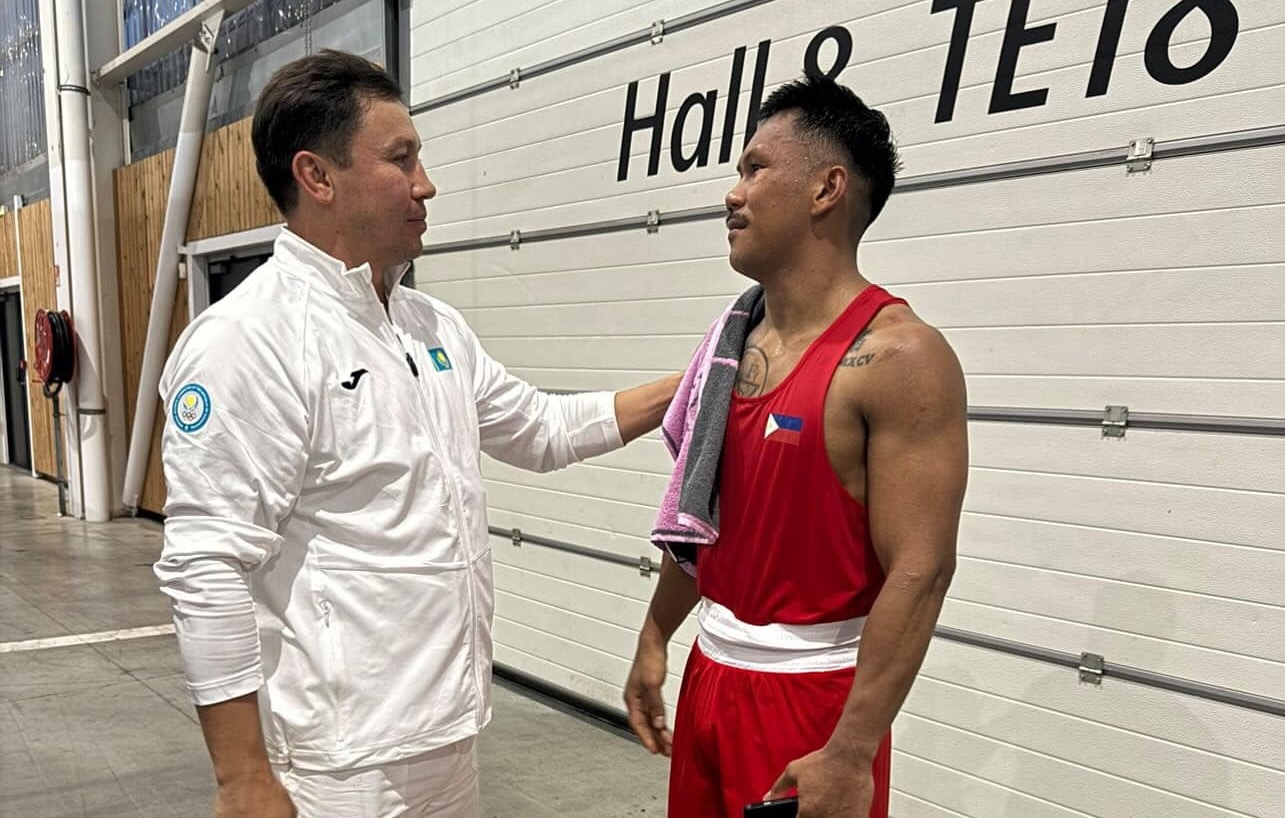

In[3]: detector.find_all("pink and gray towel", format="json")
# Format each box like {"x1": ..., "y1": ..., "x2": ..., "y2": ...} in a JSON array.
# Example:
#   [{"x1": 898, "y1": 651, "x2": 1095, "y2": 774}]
[{"x1": 650, "y1": 286, "x2": 764, "y2": 573}]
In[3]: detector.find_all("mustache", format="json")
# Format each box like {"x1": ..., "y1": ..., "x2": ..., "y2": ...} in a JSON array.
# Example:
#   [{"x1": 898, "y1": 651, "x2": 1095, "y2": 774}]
[{"x1": 726, "y1": 211, "x2": 747, "y2": 229}]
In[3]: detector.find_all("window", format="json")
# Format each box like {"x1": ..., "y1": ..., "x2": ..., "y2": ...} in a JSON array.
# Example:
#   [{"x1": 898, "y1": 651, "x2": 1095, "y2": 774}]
[{"x1": 122, "y1": 0, "x2": 345, "y2": 107}]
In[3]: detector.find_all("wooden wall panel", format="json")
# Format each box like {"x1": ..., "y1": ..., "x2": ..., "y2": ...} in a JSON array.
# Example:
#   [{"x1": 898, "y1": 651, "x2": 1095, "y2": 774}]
[
  {"x1": 187, "y1": 116, "x2": 281, "y2": 242},
  {"x1": 17, "y1": 199, "x2": 58, "y2": 478},
  {"x1": 115, "y1": 115, "x2": 279, "y2": 514},
  {"x1": 115, "y1": 148, "x2": 183, "y2": 514},
  {"x1": 0, "y1": 211, "x2": 17, "y2": 279},
  {"x1": 115, "y1": 148, "x2": 172, "y2": 431}
]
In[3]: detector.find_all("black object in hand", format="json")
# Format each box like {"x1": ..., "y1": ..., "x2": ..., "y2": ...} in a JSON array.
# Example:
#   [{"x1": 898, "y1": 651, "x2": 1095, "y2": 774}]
[{"x1": 744, "y1": 796, "x2": 798, "y2": 817}]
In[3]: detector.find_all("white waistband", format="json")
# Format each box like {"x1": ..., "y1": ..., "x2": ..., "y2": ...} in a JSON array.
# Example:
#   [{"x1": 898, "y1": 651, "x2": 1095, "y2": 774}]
[{"x1": 696, "y1": 599, "x2": 863, "y2": 673}]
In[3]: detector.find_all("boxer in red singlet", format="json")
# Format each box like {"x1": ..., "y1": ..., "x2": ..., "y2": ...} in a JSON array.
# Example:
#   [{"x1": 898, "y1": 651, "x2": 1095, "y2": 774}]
[{"x1": 625, "y1": 75, "x2": 968, "y2": 818}]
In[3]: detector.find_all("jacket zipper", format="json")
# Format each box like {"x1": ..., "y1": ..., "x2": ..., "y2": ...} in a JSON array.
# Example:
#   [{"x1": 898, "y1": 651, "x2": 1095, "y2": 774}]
[
  {"x1": 383, "y1": 307, "x2": 486, "y2": 721},
  {"x1": 319, "y1": 598, "x2": 345, "y2": 743}
]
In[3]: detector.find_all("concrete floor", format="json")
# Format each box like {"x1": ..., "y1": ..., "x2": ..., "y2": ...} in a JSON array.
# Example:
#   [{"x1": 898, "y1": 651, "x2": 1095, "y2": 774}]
[{"x1": 0, "y1": 468, "x2": 668, "y2": 817}]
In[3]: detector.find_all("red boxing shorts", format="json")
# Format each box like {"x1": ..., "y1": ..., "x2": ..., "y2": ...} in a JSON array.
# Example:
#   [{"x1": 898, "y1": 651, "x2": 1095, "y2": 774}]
[{"x1": 668, "y1": 641, "x2": 891, "y2": 818}]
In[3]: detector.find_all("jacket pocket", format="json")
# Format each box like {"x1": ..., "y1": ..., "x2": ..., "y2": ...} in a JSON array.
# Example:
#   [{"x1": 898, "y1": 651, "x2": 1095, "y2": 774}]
[{"x1": 317, "y1": 562, "x2": 478, "y2": 753}]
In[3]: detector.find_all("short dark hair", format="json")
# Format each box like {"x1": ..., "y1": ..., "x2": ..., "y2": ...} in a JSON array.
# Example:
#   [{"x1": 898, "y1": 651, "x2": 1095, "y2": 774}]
[
  {"x1": 759, "y1": 74, "x2": 901, "y2": 226},
  {"x1": 252, "y1": 49, "x2": 403, "y2": 214}
]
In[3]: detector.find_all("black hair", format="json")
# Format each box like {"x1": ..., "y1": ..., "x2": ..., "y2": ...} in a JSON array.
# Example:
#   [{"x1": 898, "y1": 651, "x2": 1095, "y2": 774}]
[
  {"x1": 252, "y1": 49, "x2": 403, "y2": 214},
  {"x1": 759, "y1": 74, "x2": 901, "y2": 225}
]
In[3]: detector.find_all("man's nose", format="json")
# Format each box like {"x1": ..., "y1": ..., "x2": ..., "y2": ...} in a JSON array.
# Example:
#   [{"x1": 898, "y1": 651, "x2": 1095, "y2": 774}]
[{"x1": 414, "y1": 163, "x2": 437, "y2": 200}]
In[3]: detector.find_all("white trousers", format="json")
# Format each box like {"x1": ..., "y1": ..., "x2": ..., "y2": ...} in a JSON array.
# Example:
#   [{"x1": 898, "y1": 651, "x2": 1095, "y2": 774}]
[{"x1": 273, "y1": 737, "x2": 479, "y2": 818}]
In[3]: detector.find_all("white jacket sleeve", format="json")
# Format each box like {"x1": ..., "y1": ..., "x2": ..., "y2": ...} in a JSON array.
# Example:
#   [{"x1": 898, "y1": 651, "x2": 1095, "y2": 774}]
[
  {"x1": 468, "y1": 324, "x2": 622, "y2": 472},
  {"x1": 153, "y1": 311, "x2": 309, "y2": 706}
]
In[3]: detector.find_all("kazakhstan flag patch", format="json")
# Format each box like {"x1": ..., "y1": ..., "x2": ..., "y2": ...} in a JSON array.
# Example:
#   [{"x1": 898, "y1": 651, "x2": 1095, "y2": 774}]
[{"x1": 428, "y1": 346, "x2": 452, "y2": 372}]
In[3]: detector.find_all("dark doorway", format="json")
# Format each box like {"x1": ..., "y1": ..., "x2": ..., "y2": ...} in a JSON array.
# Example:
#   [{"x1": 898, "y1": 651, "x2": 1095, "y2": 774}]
[
  {"x1": 0, "y1": 290, "x2": 32, "y2": 471},
  {"x1": 208, "y1": 254, "x2": 269, "y2": 304}
]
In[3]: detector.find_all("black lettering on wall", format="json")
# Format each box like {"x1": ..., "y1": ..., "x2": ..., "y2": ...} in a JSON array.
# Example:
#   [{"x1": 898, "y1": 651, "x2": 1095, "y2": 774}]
[
  {"x1": 1087, "y1": 0, "x2": 1130, "y2": 97},
  {"x1": 617, "y1": 73, "x2": 671, "y2": 182},
  {"x1": 614, "y1": 3, "x2": 1246, "y2": 183},
  {"x1": 804, "y1": 25, "x2": 853, "y2": 80},
  {"x1": 1145, "y1": 0, "x2": 1239, "y2": 85},
  {"x1": 743, "y1": 39, "x2": 772, "y2": 148},
  {"x1": 990, "y1": 0, "x2": 1057, "y2": 114},
  {"x1": 672, "y1": 90, "x2": 718, "y2": 172},
  {"x1": 932, "y1": 0, "x2": 985, "y2": 123},
  {"x1": 719, "y1": 46, "x2": 748, "y2": 163}
]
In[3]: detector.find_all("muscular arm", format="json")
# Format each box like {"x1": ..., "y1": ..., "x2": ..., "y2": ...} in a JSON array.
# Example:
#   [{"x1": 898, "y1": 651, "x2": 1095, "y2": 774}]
[
  {"x1": 638, "y1": 552, "x2": 701, "y2": 647},
  {"x1": 626, "y1": 553, "x2": 700, "y2": 755},
  {"x1": 615, "y1": 373, "x2": 683, "y2": 443},
  {"x1": 826, "y1": 324, "x2": 968, "y2": 765}
]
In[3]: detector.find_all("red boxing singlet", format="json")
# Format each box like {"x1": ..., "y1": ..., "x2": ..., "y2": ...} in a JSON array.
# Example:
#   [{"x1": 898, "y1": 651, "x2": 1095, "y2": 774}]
[{"x1": 697, "y1": 285, "x2": 908, "y2": 626}]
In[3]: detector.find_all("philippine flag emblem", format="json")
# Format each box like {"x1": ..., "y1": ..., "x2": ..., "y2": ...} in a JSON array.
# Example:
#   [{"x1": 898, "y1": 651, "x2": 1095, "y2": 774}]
[{"x1": 764, "y1": 413, "x2": 804, "y2": 445}]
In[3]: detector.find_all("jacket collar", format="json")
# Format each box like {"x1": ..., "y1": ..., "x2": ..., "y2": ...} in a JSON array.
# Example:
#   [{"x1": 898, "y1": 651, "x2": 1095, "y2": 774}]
[{"x1": 274, "y1": 228, "x2": 412, "y2": 303}]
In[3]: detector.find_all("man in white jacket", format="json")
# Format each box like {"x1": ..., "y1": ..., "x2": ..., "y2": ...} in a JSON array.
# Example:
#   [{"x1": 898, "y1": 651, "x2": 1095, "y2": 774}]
[{"x1": 155, "y1": 50, "x2": 678, "y2": 818}]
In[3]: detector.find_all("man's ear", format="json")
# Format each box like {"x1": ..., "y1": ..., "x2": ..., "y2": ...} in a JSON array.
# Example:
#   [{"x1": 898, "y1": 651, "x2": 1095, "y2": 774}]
[
  {"x1": 292, "y1": 151, "x2": 335, "y2": 206},
  {"x1": 812, "y1": 164, "x2": 848, "y2": 219}
]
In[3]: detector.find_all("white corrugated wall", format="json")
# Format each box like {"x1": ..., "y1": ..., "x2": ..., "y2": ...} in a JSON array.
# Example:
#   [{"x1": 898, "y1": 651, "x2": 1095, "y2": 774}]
[{"x1": 409, "y1": 1, "x2": 1285, "y2": 815}]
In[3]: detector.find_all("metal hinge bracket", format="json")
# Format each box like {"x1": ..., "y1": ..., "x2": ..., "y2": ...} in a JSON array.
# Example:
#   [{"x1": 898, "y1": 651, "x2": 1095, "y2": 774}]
[
  {"x1": 650, "y1": 20, "x2": 665, "y2": 45},
  {"x1": 508, "y1": 68, "x2": 522, "y2": 89},
  {"x1": 509, "y1": 230, "x2": 522, "y2": 250},
  {"x1": 646, "y1": 209, "x2": 661, "y2": 233},
  {"x1": 1102, "y1": 405, "x2": 1129, "y2": 438},
  {"x1": 639, "y1": 556, "x2": 655, "y2": 576},
  {"x1": 197, "y1": 10, "x2": 225, "y2": 71},
  {"x1": 1126, "y1": 137, "x2": 1154, "y2": 174},
  {"x1": 197, "y1": 11, "x2": 223, "y2": 52},
  {"x1": 510, "y1": 528, "x2": 522, "y2": 547},
  {"x1": 1078, "y1": 652, "x2": 1105, "y2": 685}
]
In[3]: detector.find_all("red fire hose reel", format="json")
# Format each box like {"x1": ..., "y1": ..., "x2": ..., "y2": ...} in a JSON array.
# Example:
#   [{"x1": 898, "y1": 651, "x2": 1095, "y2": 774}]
[{"x1": 34, "y1": 308, "x2": 76, "y2": 397}]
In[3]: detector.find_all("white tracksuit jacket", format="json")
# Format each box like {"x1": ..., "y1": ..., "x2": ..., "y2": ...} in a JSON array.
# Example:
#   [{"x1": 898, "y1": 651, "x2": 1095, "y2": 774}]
[{"x1": 154, "y1": 229, "x2": 621, "y2": 770}]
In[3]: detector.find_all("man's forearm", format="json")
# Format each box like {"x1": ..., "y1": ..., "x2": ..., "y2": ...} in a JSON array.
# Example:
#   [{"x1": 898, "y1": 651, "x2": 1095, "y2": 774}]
[
  {"x1": 827, "y1": 561, "x2": 952, "y2": 764},
  {"x1": 639, "y1": 553, "x2": 700, "y2": 647},
  {"x1": 197, "y1": 692, "x2": 275, "y2": 785},
  {"x1": 615, "y1": 373, "x2": 682, "y2": 444}
]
